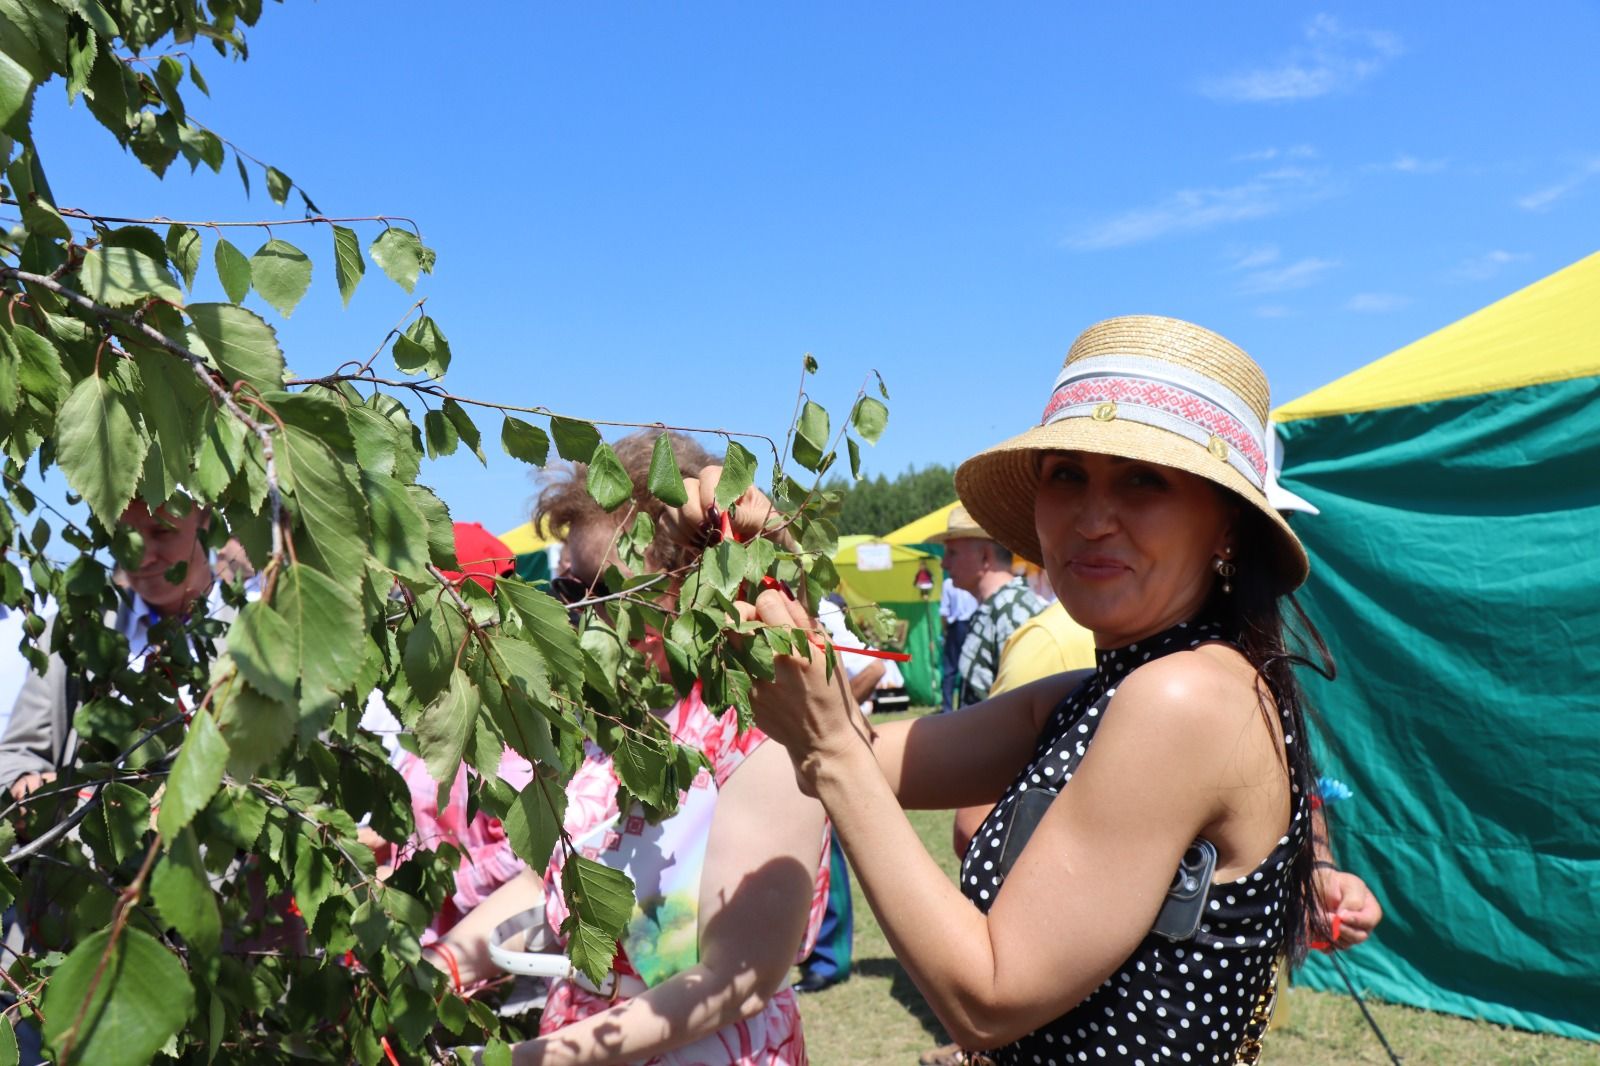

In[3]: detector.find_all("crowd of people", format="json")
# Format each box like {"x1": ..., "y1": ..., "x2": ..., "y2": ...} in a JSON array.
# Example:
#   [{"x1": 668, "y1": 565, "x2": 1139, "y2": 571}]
[{"x1": 1, "y1": 314, "x2": 1386, "y2": 1064}]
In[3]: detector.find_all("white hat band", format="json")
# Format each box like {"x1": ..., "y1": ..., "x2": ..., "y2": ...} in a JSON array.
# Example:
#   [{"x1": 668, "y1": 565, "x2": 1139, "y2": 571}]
[{"x1": 1040, "y1": 353, "x2": 1269, "y2": 490}]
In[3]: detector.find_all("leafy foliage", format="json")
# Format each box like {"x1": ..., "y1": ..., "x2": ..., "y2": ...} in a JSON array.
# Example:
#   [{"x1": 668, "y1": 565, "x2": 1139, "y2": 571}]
[
  {"x1": 829, "y1": 463, "x2": 959, "y2": 536},
  {"x1": 0, "y1": 4, "x2": 889, "y2": 1063}
]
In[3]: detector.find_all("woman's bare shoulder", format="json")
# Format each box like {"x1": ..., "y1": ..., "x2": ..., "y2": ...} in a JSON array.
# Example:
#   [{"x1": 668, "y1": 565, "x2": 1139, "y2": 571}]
[{"x1": 1107, "y1": 644, "x2": 1264, "y2": 734}]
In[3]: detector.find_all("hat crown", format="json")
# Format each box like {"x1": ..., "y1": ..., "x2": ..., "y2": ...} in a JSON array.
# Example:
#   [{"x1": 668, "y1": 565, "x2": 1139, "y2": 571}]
[{"x1": 1064, "y1": 315, "x2": 1270, "y2": 426}]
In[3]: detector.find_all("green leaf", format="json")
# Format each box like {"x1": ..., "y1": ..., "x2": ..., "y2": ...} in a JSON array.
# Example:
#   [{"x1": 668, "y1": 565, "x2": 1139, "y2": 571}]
[
  {"x1": 846, "y1": 436, "x2": 863, "y2": 480},
  {"x1": 442, "y1": 398, "x2": 483, "y2": 463},
  {"x1": 77, "y1": 247, "x2": 184, "y2": 307},
  {"x1": 803, "y1": 352, "x2": 819, "y2": 373},
  {"x1": 702, "y1": 540, "x2": 746, "y2": 598},
  {"x1": 423, "y1": 408, "x2": 457, "y2": 459},
  {"x1": 186, "y1": 303, "x2": 283, "y2": 394},
  {"x1": 792, "y1": 399, "x2": 829, "y2": 472},
  {"x1": 157, "y1": 710, "x2": 230, "y2": 839},
  {"x1": 549, "y1": 416, "x2": 601, "y2": 462},
  {"x1": 331, "y1": 225, "x2": 363, "y2": 306},
  {"x1": 404, "y1": 603, "x2": 468, "y2": 705},
  {"x1": 392, "y1": 314, "x2": 451, "y2": 378},
  {"x1": 279, "y1": 428, "x2": 369, "y2": 593},
  {"x1": 205, "y1": 784, "x2": 267, "y2": 849},
  {"x1": 8, "y1": 323, "x2": 68, "y2": 411},
  {"x1": 409, "y1": 484, "x2": 458, "y2": 569},
  {"x1": 499, "y1": 582, "x2": 585, "y2": 691},
  {"x1": 274, "y1": 563, "x2": 365, "y2": 714},
  {"x1": 265, "y1": 165, "x2": 292, "y2": 206},
  {"x1": 153, "y1": 55, "x2": 185, "y2": 122},
  {"x1": 501, "y1": 416, "x2": 549, "y2": 467},
  {"x1": 560, "y1": 855, "x2": 634, "y2": 985},
  {"x1": 249, "y1": 238, "x2": 312, "y2": 318},
  {"x1": 646, "y1": 432, "x2": 688, "y2": 506},
  {"x1": 0, "y1": 50, "x2": 34, "y2": 140},
  {"x1": 56, "y1": 373, "x2": 148, "y2": 526},
  {"x1": 368, "y1": 227, "x2": 425, "y2": 293},
  {"x1": 503, "y1": 774, "x2": 566, "y2": 870},
  {"x1": 150, "y1": 828, "x2": 221, "y2": 957},
  {"x1": 187, "y1": 57, "x2": 209, "y2": 96},
  {"x1": 234, "y1": 152, "x2": 250, "y2": 197},
  {"x1": 713, "y1": 440, "x2": 757, "y2": 511},
  {"x1": 416, "y1": 669, "x2": 480, "y2": 784},
  {"x1": 132, "y1": 348, "x2": 205, "y2": 503},
  {"x1": 212, "y1": 237, "x2": 251, "y2": 303},
  {"x1": 360, "y1": 470, "x2": 430, "y2": 579},
  {"x1": 41, "y1": 927, "x2": 194, "y2": 1066},
  {"x1": 0, "y1": 1013, "x2": 15, "y2": 1066},
  {"x1": 165, "y1": 224, "x2": 201, "y2": 289},
  {"x1": 292, "y1": 833, "x2": 337, "y2": 928},
  {"x1": 614, "y1": 731, "x2": 673, "y2": 809},
  {"x1": 851, "y1": 396, "x2": 889, "y2": 445},
  {"x1": 228, "y1": 602, "x2": 296, "y2": 702},
  {"x1": 214, "y1": 672, "x2": 296, "y2": 778},
  {"x1": 585, "y1": 442, "x2": 632, "y2": 512}
]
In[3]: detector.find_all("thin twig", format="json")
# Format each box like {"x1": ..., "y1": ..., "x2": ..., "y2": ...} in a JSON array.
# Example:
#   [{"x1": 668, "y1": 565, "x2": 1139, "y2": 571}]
[{"x1": 284, "y1": 372, "x2": 783, "y2": 465}]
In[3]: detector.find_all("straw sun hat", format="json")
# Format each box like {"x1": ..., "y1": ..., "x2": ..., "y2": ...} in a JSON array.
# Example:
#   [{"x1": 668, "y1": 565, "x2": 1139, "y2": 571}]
[{"x1": 954, "y1": 315, "x2": 1309, "y2": 594}]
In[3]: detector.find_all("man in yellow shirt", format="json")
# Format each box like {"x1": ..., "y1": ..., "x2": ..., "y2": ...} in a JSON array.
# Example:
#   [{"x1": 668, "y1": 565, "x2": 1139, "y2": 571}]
[{"x1": 987, "y1": 600, "x2": 1096, "y2": 697}]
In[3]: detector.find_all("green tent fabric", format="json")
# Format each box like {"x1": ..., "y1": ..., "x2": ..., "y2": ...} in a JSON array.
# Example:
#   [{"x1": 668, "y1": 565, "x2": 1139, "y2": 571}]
[
  {"x1": 834, "y1": 535, "x2": 943, "y2": 706},
  {"x1": 1275, "y1": 252, "x2": 1600, "y2": 1041}
]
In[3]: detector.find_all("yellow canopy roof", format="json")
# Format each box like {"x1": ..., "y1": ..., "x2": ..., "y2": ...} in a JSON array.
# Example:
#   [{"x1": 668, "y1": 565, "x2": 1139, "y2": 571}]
[
  {"x1": 498, "y1": 517, "x2": 557, "y2": 555},
  {"x1": 883, "y1": 502, "x2": 959, "y2": 545},
  {"x1": 1275, "y1": 249, "x2": 1600, "y2": 422}
]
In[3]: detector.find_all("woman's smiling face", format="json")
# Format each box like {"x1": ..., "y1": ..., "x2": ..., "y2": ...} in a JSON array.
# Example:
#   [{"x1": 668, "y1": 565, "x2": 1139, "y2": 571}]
[{"x1": 1034, "y1": 451, "x2": 1237, "y2": 647}]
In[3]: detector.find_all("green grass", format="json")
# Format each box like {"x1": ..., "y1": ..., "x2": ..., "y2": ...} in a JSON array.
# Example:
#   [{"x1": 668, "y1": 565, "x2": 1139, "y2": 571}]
[{"x1": 794, "y1": 711, "x2": 1600, "y2": 1065}]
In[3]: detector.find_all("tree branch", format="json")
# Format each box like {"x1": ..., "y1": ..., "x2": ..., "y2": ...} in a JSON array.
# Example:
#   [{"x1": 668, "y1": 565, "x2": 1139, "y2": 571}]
[{"x1": 0, "y1": 265, "x2": 289, "y2": 566}]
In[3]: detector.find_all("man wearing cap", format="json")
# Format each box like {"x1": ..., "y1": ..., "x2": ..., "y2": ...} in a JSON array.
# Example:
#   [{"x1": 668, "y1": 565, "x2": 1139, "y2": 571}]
[{"x1": 929, "y1": 505, "x2": 1045, "y2": 709}]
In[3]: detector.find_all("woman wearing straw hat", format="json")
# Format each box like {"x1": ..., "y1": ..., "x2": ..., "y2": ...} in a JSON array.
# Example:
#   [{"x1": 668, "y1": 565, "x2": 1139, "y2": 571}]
[{"x1": 737, "y1": 316, "x2": 1329, "y2": 1064}]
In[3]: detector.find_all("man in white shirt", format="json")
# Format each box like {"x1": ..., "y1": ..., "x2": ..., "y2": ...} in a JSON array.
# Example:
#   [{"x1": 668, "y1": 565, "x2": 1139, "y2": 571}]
[{"x1": 937, "y1": 577, "x2": 977, "y2": 713}]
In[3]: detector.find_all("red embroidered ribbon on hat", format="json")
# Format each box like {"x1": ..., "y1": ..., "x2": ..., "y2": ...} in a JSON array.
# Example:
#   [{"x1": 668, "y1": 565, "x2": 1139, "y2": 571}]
[{"x1": 1040, "y1": 376, "x2": 1267, "y2": 482}]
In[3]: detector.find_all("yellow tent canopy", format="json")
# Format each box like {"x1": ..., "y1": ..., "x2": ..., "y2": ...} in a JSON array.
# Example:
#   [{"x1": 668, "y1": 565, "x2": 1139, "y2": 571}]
[
  {"x1": 1275, "y1": 249, "x2": 1600, "y2": 422},
  {"x1": 883, "y1": 502, "x2": 959, "y2": 545},
  {"x1": 498, "y1": 517, "x2": 557, "y2": 556}
]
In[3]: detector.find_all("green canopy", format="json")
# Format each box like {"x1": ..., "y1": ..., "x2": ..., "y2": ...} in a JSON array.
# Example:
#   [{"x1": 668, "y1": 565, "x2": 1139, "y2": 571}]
[
  {"x1": 833, "y1": 535, "x2": 943, "y2": 706},
  {"x1": 1276, "y1": 251, "x2": 1600, "y2": 1041}
]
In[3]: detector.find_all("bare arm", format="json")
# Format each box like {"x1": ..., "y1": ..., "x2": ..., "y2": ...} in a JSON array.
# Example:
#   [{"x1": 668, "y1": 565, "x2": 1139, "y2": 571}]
[
  {"x1": 429, "y1": 866, "x2": 548, "y2": 986},
  {"x1": 516, "y1": 739, "x2": 826, "y2": 1066},
  {"x1": 748, "y1": 591, "x2": 1286, "y2": 1049}
]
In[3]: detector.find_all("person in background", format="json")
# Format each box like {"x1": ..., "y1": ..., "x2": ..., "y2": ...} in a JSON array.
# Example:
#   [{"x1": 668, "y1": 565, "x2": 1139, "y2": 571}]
[
  {"x1": 937, "y1": 575, "x2": 977, "y2": 713},
  {"x1": 0, "y1": 499, "x2": 218, "y2": 803},
  {"x1": 929, "y1": 505, "x2": 1045, "y2": 709},
  {"x1": 425, "y1": 431, "x2": 829, "y2": 1066}
]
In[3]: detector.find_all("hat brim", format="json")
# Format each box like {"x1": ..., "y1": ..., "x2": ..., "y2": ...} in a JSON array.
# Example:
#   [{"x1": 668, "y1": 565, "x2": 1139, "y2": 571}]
[
  {"x1": 924, "y1": 529, "x2": 993, "y2": 545},
  {"x1": 954, "y1": 418, "x2": 1309, "y2": 595}
]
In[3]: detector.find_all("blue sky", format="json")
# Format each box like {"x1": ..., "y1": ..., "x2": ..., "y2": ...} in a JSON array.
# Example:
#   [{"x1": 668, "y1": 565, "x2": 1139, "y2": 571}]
[{"x1": 26, "y1": 2, "x2": 1600, "y2": 537}]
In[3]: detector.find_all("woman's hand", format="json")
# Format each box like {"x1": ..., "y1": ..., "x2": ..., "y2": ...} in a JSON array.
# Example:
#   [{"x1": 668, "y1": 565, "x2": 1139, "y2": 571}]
[
  {"x1": 740, "y1": 588, "x2": 875, "y2": 790},
  {"x1": 1314, "y1": 867, "x2": 1384, "y2": 948},
  {"x1": 657, "y1": 464, "x2": 778, "y2": 548}
]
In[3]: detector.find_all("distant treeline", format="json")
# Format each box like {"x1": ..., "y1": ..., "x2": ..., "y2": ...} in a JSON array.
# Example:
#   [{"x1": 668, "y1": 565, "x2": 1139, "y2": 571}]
[{"x1": 829, "y1": 463, "x2": 958, "y2": 536}]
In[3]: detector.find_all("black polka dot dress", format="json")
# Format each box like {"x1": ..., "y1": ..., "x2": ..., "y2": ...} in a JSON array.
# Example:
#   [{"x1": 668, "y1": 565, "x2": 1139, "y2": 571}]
[{"x1": 959, "y1": 618, "x2": 1307, "y2": 1065}]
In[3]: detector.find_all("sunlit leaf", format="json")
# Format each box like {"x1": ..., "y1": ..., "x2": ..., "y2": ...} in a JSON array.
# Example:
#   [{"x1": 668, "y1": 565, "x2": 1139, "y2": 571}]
[
  {"x1": 157, "y1": 710, "x2": 230, "y2": 839},
  {"x1": 249, "y1": 238, "x2": 312, "y2": 318},
  {"x1": 646, "y1": 432, "x2": 687, "y2": 506},
  {"x1": 852, "y1": 396, "x2": 889, "y2": 445},
  {"x1": 585, "y1": 442, "x2": 632, "y2": 512},
  {"x1": 713, "y1": 440, "x2": 757, "y2": 511},
  {"x1": 501, "y1": 416, "x2": 549, "y2": 467},
  {"x1": 549, "y1": 416, "x2": 600, "y2": 462},
  {"x1": 41, "y1": 927, "x2": 193, "y2": 1066},
  {"x1": 331, "y1": 225, "x2": 363, "y2": 306},
  {"x1": 212, "y1": 237, "x2": 251, "y2": 303},
  {"x1": 369, "y1": 227, "x2": 425, "y2": 293}
]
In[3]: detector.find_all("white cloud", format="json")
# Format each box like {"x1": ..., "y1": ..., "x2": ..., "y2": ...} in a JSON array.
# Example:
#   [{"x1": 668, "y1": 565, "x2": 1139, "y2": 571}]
[
  {"x1": 1200, "y1": 14, "x2": 1403, "y2": 103},
  {"x1": 1233, "y1": 145, "x2": 1318, "y2": 163},
  {"x1": 1345, "y1": 292, "x2": 1411, "y2": 312},
  {"x1": 1229, "y1": 245, "x2": 1281, "y2": 270},
  {"x1": 1517, "y1": 159, "x2": 1600, "y2": 211},
  {"x1": 1067, "y1": 167, "x2": 1332, "y2": 250},
  {"x1": 1383, "y1": 154, "x2": 1448, "y2": 174},
  {"x1": 1451, "y1": 250, "x2": 1530, "y2": 282},
  {"x1": 1238, "y1": 256, "x2": 1339, "y2": 294}
]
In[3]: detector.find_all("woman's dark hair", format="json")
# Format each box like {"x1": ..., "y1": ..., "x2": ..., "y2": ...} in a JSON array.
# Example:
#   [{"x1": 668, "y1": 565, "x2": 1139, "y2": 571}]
[{"x1": 1204, "y1": 503, "x2": 1335, "y2": 966}]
